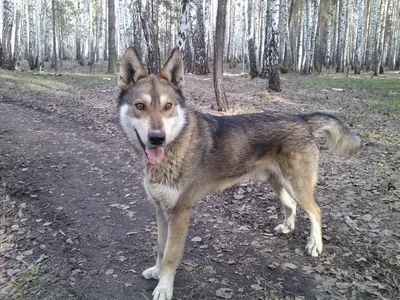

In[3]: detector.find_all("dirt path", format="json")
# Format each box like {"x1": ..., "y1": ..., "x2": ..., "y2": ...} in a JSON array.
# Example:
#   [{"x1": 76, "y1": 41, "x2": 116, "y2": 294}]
[{"x1": 1, "y1": 70, "x2": 399, "y2": 300}]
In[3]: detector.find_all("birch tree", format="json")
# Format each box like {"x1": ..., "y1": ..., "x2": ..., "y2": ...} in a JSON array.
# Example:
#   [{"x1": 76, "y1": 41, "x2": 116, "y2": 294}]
[
  {"x1": 13, "y1": 5, "x2": 21, "y2": 69},
  {"x1": 177, "y1": 0, "x2": 189, "y2": 57},
  {"x1": 336, "y1": 0, "x2": 346, "y2": 73},
  {"x1": 52, "y1": 0, "x2": 57, "y2": 71},
  {"x1": 354, "y1": 0, "x2": 365, "y2": 74},
  {"x1": 267, "y1": 0, "x2": 281, "y2": 91},
  {"x1": 367, "y1": 0, "x2": 380, "y2": 74},
  {"x1": 193, "y1": 0, "x2": 208, "y2": 74},
  {"x1": 107, "y1": 0, "x2": 117, "y2": 73},
  {"x1": 1, "y1": 0, "x2": 14, "y2": 69}
]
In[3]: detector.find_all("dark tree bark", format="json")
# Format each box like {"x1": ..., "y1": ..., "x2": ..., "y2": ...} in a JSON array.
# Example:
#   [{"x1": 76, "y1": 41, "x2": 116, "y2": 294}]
[
  {"x1": 1, "y1": 0, "x2": 14, "y2": 69},
  {"x1": 52, "y1": 0, "x2": 57, "y2": 72},
  {"x1": 260, "y1": 0, "x2": 270, "y2": 79},
  {"x1": 248, "y1": 38, "x2": 258, "y2": 78},
  {"x1": 193, "y1": 0, "x2": 209, "y2": 75},
  {"x1": 140, "y1": 1, "x2": 161, "y2": 74},
  {"x1": 107, "y1": 0, "x2": 117, "y2": 73},
  {"x1": 213, "y1": 0, "x2": 228, "y2": 111}
]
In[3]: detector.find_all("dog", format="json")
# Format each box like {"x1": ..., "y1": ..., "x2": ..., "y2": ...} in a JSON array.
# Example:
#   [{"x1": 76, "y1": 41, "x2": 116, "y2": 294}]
[{"x1": 117, "y1": 47, "x2": 361, "y2": 300}]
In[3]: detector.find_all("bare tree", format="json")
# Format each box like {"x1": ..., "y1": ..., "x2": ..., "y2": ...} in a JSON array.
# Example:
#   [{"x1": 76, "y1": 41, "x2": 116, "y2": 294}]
[
  {"x1": 2, "y1": 0, "x2": 14, "y2": 69},
  {"x1": 12, "y1": 5, "x2": 21, "y2": 70},
  {"x1": 52, "y1": 0, "x2": 57, "y2": 71},
  {"x1": 267, "y1": 0, "x2": 281, "y2": 92},
  {"x1": 177, "y1": 0, "x2": 189, "y2": 57},
  {"x1": 354, "y1": 0, "x2": 364, "y2": 74},
  {"x1": 107, "y1": 0, "x2": 117, "y2": 73},
  {"x1": 213, "y1": 0, "x2": 228, "y2": 111},
  {"x1": 247, "y1": 0, "x2": 258, "y2": 78},
  {"x1": 193, "y1": 0, "x2": 208, "y2": 75},
  {"x1": 336, "y1": 0, "x2": 346, "y2": 73}
]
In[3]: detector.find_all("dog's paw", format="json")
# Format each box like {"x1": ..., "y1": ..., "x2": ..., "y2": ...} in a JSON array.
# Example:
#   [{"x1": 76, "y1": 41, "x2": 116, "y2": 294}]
[
  {"x1": 142, "y1": 266, "x2": 160, "y2": 280},
  {"x1": 274, "y1": 223, "x2": 294, "y2": 234},
  {"x1": 306, "y1": 237, "x2": 323, "y2": 257},
  {"x1": 152, "y1": 279, "x2": 173, "y2": 300}
]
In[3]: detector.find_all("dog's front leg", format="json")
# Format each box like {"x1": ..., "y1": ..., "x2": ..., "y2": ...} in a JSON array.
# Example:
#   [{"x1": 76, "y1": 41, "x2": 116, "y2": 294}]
[
  {"x1": 143, "y1": 206, "x2": 168, "y2": 280},
  {"x1": 152, "y1": 205, "x2": 192, "y2": 300}
]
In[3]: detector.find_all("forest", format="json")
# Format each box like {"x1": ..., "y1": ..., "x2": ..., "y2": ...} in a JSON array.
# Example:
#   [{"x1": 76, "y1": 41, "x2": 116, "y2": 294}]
[{"x1": 1, "y1": 0, "x2": 399, "y2": 89}]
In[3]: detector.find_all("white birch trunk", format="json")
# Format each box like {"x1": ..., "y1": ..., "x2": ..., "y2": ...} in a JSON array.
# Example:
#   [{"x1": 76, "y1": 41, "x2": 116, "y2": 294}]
[
  {"x1": 268, "y1": 0, "x2": 281, "y2": 91},
  {"x1": 367, "y1": 0, "x2": 380, "y2": 72},
  {"x1": 354, "y1": 0, "x2": 365, "y2": 73},
  {"x1": 177, "y1": 0, "x2": 189, "y2": 57},
  {"x1": 1, "y1": 0, "x2": 14, "y2": 68}
]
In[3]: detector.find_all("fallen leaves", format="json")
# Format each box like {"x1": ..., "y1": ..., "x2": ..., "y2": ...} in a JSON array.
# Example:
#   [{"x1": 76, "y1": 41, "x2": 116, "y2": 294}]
[{"x1": 216, "y1": 287, "x2": 233, "y2": 299}]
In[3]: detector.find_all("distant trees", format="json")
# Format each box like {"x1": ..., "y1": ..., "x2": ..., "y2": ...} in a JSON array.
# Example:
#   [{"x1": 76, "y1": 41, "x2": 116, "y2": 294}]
[{"x1": 0, "y1": 0, "x2": 399, "y2": 79}]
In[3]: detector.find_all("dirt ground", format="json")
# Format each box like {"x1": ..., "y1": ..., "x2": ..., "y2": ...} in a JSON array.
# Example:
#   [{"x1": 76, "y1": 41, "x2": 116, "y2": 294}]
[{"x1": 0, "y1": 62, "x2": 399, "y2": 300}]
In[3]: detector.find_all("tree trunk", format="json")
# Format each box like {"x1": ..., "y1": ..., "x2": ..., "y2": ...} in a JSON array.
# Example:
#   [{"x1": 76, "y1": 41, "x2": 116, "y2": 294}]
[
  {"x1": 1, "y1": 0, "x2": 14, "y2": 70},
  {"x1": 268, "y1": 0, "x2": 281, "y2": 92},
  {"x1": 177, "y1": 0, "x2": 189, "y2": 57},
  {"x1": 336, "y1": 0, "x2": 346, "y2": 73},
  {"x1": 354, "y1": 0, "x2": 365, "y2": 74},
  {"x1": 248, "y1": 38, "x2": 258, "y2": 78},
  {"x1": 12, "y1": 6, "x2": 21, "y2": 70},
  {"x1": 260, "y1": 0, "x2": 270, "y2": 78},
  {"x1": 213, "y1": 0, "x2": 228, "y2": 111},
  {"x1": 194, "y1": 0, "x2": 209, "y2": 75},
  {"x1": 325, "y1": 2, "x2": 333, "y2": 67},
  {"x1": 52, "y1": 0, "x2": 57, "y2": 71},
  {"x1": 107, "y1": 0, "x2": 117, "y2": 73},
  {"x1": 281, "y1": 0, "x2": 292, "y2": 69}
]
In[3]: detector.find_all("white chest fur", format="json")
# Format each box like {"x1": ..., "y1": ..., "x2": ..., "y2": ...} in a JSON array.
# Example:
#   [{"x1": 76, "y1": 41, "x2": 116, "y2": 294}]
[{"x1": 144, "y1": 177, "x2": 181, "y2": 211}]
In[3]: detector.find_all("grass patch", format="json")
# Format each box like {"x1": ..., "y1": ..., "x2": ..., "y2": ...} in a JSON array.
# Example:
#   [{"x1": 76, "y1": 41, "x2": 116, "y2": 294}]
[
  {"x1": 306, "y1": 76, "x2": 400, "y2": 118},
  {"x1": 363, "y1": 130, "x2": 400, "y2": 146},
  {"x1": 0, "y1": 70, "x2": 111, "y2": 91},
  {"x1": 5, "y1": 265, "x2": 41, "y2": 299}
]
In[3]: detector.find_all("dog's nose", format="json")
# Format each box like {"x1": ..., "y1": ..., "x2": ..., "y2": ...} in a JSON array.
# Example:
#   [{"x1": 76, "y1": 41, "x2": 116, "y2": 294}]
[{"x1": 148, "y1": 132, "x2": 166, "y2": 146}]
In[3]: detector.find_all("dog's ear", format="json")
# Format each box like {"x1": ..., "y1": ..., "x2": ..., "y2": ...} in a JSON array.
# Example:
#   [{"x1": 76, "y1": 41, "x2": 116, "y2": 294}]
[
  {"x1": 118, "y1": 47, "x2": 147, "y2": 91},
  {"x1": 160, "y1": 48, "x2": 184, "y2": 90}
]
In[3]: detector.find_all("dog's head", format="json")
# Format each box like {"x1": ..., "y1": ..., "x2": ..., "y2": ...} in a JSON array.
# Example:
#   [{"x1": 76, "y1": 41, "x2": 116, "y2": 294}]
[{"x1": 118, "y1": 48, "x2": 187, "y2": 166}]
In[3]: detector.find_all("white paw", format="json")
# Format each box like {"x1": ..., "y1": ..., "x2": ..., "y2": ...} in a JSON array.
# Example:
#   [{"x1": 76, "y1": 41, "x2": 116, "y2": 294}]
[
  {"x1": 274, "y1": 223, "x2": 294, "y2": 234},
  {"x1": 142, "y1": 265, "x2": 160, "y2": 280},
  {"x1": 305, "y1": 236, "x2": 323, "y2": 257},
  {"x1": 152, "y1": 279, "x2": 173, "y2": 300}
]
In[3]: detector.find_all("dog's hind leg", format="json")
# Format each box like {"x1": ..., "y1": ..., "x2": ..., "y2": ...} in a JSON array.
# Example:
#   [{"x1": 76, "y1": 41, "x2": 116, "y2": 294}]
[
  {"x1": 142, "y1": 206, "x2": 168, "y2": 280},
  {"x1": 269, "y1": 178, "x2": 297, "y2": 234},
  {"x1": 288, "y1": 159, "x2": 323, "y2": 257}
]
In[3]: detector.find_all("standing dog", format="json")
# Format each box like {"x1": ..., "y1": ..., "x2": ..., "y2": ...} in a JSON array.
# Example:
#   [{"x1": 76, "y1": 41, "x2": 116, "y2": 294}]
[{"x1": 117, "y1": 47, "x2": 361, "y2": 300}]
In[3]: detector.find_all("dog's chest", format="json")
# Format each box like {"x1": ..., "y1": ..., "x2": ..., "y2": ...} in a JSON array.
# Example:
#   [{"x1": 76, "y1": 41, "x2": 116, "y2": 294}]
[{"x1": 144, "y1": 178, "x2": 181, "y2": 210}]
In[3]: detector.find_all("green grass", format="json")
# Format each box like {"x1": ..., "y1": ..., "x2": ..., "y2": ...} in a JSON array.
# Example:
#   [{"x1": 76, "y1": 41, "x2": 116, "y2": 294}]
[
  {"x1": 306, "y1": 76, "x2": 400, "y2": 118},
  {"x1": 363, "y1": 130, "x2": 400, "y2": 147},
  {"x1": 5, "y1": 265, "x2": 41, "y2": 299},
  {"x1": 0, "y1": 70, "x2": 112, "y2": 91}
]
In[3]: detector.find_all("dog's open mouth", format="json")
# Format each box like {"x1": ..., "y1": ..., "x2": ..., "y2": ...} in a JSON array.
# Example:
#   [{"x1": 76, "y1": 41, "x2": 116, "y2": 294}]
[{"x1": 145, "y1": 146, "x2": 165, "y2": 166}]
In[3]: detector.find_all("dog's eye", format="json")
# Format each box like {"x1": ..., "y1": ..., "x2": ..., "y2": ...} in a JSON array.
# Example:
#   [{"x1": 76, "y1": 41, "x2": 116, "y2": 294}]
[
  {"x1": 165, "y1": 103, "x2": 173, "y2": 110},
  {"x1": 135, "y1": 103, "x2": 145, "y2": 110}
]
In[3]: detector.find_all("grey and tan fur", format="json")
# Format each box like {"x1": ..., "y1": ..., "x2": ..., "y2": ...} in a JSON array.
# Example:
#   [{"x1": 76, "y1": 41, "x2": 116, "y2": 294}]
[{"x1": 117, "y1": 48, "x2": 361, "y2": 300}]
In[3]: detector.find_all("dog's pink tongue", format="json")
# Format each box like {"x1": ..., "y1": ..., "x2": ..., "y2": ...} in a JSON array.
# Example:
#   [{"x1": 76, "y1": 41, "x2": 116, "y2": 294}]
[{"x1": 145, "y1": 147, "x2": 165, "y2": 165}]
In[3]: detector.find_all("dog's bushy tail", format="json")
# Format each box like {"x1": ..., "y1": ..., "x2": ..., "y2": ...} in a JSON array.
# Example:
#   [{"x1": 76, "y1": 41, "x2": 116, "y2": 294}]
[{"x1": 303, "y1": 112, "x2": 361, "y2": 155}]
